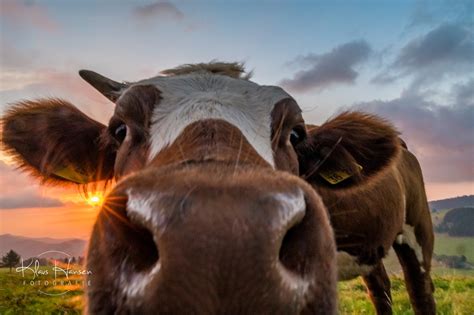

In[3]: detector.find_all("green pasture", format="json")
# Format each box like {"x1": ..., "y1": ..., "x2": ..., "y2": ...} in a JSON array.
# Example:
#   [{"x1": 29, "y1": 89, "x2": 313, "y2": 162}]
[{"x1": 1, "y1": 266, "x2": 473, "y2": 314}]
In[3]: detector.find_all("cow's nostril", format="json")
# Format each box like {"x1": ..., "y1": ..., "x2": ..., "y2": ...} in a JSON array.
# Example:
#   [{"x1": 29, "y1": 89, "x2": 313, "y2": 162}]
[
  {"x1": 132, "y1": 227, "x2": 160, "y2": 271},
  {"x1": 99, "y1": 191, "x2": 163, "y2": 301},
  {"x1": 278, "y1": 204, "x2": 313, "y2": 278},
  {"x1": 117, "y1": 190, "x2": 162, "y2": 272},
  {"x1": 120, "y1": 214, "x2": 160, "y2": 272},
  {"x1": 115, "y1": 219, "x2": 160, "y2": 274}
]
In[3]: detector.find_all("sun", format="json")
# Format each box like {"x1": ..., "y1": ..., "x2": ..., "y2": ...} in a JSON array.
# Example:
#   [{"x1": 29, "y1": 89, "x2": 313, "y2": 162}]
[{"x1": 87, "y1": 195, "x2": 103, "y2": 207}]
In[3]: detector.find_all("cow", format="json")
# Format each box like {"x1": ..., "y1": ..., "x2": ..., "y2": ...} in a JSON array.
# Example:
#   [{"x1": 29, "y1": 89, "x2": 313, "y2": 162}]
[{"x1": 1, "y1": 62, "x2": 435, "y2": 314}]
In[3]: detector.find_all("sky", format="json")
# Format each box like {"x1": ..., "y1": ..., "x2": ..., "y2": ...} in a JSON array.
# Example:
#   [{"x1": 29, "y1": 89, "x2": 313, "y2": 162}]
[{"x1": 0, "y1": 0, "x2": 473, "y2": 239}]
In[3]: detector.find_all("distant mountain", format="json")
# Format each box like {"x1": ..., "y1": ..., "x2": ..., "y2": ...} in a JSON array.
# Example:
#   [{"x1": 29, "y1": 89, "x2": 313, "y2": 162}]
[
  {"x1": 0, "y1": 234, "x2": 87, "y2": 259},
  {"x1": 429, "y1": 195, "x2": 474, "y2": 212}
]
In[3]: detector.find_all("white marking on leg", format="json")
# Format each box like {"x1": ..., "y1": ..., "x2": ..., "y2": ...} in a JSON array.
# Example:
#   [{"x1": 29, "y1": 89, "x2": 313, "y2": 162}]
[
  {"x1": 141, "y1": 73, "x2": 290, "y2": 167},
  {"x1": 337, "y1": 251, "x2": 374, "y2": 281},
  {"x1": 397, "y1": 224, "x2": 424, "y2": 265}
]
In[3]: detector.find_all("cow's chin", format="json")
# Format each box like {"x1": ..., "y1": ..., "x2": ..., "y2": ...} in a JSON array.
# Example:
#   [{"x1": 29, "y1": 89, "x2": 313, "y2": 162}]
[{"x1": 85, "y1": 162, "x2": 337, "y2": 315}]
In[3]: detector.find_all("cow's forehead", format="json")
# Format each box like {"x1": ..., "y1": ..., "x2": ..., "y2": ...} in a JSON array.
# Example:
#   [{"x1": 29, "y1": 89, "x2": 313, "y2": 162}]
[
  {"x1": 130, "y1": 72, "x2": 292, "y2": 167},
  {"x1": 137, "y1": 72, "x2": 291, "y2": 106}
]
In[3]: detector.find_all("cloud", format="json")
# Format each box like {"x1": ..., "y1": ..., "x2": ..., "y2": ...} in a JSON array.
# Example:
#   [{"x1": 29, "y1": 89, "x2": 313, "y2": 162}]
[
  {"x1": 0, "y1": 70, "x2": 45, "y2": 91},
  {"x1": 132, "y1": 1, "x2": 184, "y2": 21},
  {"x1": 0, "y1": 41, "x2": 35, "y2": 71},
  {"x1": 406, "y1": 0, "x2": 473, "y2": 29},
  {"x1": 0, "y1": 160, "x2": 37, "y2": 196},
  {"x1": 452, "y1": 78, "x2": 474, "y2": 106},
  {"x1": 280, "y1": 40, "x2": 371, "y2": 92},
  {"x1": 406, "y1": 1, "x2": 436, "y2": 28},
  {"x1": 352, "y1": 80, "x2": 474, "y2": 183},
  {"x1": 0, "y1": 195, "x2": 64, "y2": 209},
  {"x1": 0, "y1": 69, "x2": 94, "y2": 94},
  {"x1": 0, "y1": 0, "x2": 59, "y2": 32},
  {"x1": 0, "y1": 68, "x2": 114, "y2": 123},
  {"x1": 0, "y1": 161, "x2": 64, "y2": 209},
  {"x1": 395, "y1": 23, "x2": 473, "y2": 70},
  {"x1": 373, "y1": 23, "x2": 474, "y2": 84}
]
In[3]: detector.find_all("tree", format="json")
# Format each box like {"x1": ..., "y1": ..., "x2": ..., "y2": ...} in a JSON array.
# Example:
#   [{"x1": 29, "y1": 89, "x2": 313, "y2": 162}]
[{"x1": 1, "y1": 249, "x2": 21, "y2": 273}]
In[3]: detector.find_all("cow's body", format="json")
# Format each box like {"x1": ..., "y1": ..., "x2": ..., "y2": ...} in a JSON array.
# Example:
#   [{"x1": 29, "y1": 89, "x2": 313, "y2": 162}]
[
  {"x1": 1, "y1": 62, "x2": 435, "y2": 314},
  {"x1": 315, "y1": 147, "x2": 434, "y2": 313},
  {"x1": 298, "y1": 112, "x2": 436, "y2": 314}
]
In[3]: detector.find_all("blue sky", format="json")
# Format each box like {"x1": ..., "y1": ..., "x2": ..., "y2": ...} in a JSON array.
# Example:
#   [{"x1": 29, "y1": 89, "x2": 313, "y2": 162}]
[
  {"x1": 1, "y1": 1, "x2": 470, "y2": 114},
  {"x1": 0, "y1": 0, "x2": 473, "y2": 219}
]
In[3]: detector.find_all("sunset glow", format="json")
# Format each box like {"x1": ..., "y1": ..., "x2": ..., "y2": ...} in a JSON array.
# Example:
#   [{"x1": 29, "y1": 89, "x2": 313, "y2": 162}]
[
  {"x1": 86, "y1": 195, "x2": 103, "y2": 207},
  {"x1": 0, "y1": 1, "x2": 472, "y2": 242}
]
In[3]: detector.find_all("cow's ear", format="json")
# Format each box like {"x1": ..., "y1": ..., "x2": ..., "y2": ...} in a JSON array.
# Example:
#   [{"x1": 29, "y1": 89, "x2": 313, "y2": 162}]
[
  {"x1": 2, "y1": 99, "x2": 116, "y2": 185},
  {"x1": 296, "y1": 111, "x2": 401, "y2": 189}
]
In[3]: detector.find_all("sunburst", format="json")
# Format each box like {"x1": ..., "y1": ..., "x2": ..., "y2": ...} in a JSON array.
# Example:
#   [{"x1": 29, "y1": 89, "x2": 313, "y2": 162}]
[{"x1": 87, "y1": 195, "x2": 103, "y2": 207}]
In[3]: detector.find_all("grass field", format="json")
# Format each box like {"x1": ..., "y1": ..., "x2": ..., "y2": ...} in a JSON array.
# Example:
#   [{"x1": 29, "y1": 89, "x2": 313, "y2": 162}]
[
  {"x1": 0, "y1": 266, "x2": 84, "y2": 314},
  {"x1": 339, "y1": 274, "x2": 474, "y2": 315},
  {"x1": 434, "y1": 233, "x2": 474, "y2": 263},
  {"x1": 1, "y1": 266, "x2": 473, "y2": 314}
]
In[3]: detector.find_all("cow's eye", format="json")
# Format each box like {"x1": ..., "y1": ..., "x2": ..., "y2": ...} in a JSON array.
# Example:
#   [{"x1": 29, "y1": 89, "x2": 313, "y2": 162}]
[
  {"x1": 289, "y1": 127, "x2": 306, "y2": 147},
  {"x1": 114, "y1": 124, "x2": 128, "y2": 143}
]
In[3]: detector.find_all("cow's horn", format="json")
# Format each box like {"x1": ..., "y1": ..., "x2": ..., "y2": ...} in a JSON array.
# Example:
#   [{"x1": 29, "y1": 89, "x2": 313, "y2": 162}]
[{"x1": 79, "y1": 70, "x2": 127, "y2": 102}]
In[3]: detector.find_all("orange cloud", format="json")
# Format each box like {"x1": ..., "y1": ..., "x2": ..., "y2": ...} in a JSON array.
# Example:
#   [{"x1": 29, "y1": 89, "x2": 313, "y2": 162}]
[
  {"x1": 0, "y1": 160, "x2": 104, "y2": 239},
  {"x1": 0, "y1": 160, "x2": 107, "y2": 210},
  {"x1": 0, "y1": 204, "x2": 98, "y2": 239}
]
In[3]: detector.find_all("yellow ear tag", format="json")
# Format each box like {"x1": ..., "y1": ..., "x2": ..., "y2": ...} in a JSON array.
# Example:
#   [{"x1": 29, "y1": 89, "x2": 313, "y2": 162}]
[
  {"x1": 53, "y1": 166, "x2": 89, "y2": 184},
  {"x1": 319, "y1": 164, "x2": 363, "y2": 185}
]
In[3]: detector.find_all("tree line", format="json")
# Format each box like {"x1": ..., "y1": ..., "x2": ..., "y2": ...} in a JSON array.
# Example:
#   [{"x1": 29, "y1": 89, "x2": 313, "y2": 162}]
[{"x1": 0, "y1": 249, "x2": 86, "y2": 273}]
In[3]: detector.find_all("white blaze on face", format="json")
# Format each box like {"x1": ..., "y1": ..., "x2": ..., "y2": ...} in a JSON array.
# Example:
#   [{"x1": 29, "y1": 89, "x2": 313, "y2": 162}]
[{"x1": 138, "y1": 73, "x2": 291, "y2": 167}]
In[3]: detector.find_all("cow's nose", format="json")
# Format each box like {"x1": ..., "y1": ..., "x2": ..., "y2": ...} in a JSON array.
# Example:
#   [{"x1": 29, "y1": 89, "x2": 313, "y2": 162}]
[
  {"x1": 97, "y1": 166, "x2": 336, "y2": 314},
  {"x1": 125, "y1": 184, "x2": 307, "y2": 275}
]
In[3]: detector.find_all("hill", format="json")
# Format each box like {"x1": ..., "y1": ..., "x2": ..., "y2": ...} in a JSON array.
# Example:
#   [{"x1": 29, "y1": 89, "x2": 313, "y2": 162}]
[
  {"x1": 429, "y1": 195, "x2": 474, "y2": 212},
  {"x1": 0, "y1": 234, "x2": 86, "y2": 259},
  {"x1": 436, "y1": 207, "x2": 474, "y2": 237}
]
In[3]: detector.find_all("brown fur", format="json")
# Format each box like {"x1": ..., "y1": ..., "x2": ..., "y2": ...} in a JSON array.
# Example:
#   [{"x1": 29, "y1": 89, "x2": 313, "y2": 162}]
[
  {"x1": 161, "y1": 61, "x2": 252, "y2": 79},
  {"x1": 1, "y1": 62, "x2": 435, "y2": 314},
  {"x1": 1, "y1": 99, "x2": 115, "y2": 188},
  {"x1": 299, "y1": 113, "x2": 435, "y2": 315},
  {"x1": 297, "y1": 111, "x2": 401, "y2": 188},
  {"x1": 87, "y1": 164, "x2": 336, "y2": 314},
  {"x1": 271, "y1": 98, "x2": 305, "y2": 174},
  {"x1": 105, "y1": 85, "x2": 161, "y2": 178}
]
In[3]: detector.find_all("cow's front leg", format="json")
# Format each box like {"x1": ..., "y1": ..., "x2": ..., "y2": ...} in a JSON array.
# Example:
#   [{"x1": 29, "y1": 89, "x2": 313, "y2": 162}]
[{"x1": 362, "y1": 261, "x2": 392, "y2": 315}]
